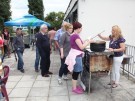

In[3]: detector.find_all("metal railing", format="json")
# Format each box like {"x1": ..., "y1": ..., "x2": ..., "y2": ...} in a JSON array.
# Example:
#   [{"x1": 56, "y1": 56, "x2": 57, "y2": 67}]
[{"x1": 122, "y1": 44, "x2": 135, "y2": 78}]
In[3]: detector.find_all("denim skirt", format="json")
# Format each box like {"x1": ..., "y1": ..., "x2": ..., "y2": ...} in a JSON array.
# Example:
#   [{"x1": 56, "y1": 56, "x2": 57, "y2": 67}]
[{"x1": 73, "y1": 57, "x2": 83, "y2": 72}]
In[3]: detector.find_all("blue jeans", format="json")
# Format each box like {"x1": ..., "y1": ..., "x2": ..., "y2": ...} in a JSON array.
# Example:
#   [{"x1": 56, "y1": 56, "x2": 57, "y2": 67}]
[
  {"x1": 0, "y1": 48, "x2": 2, "y2": 60},
  {"x1": 34, "y1": 47, "x2": 40, "y2": 70},
  {"x1": 16, "y1": 50, "x2": 24, "y2": 70},
  {"x1": 0, "y1": 92, "x2": 3, "y2": 100}
]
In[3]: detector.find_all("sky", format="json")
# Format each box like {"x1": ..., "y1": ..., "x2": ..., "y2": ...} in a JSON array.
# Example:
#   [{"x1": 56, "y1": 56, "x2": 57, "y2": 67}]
[{"x1": 11, "y1": 0, "x2": 70, "y2": 19}]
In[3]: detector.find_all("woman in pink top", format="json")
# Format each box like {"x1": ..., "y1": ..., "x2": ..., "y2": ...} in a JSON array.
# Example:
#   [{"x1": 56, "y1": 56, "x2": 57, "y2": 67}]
[
  {"x1": 70, "y1": 22, "x2": 93, "y2": 94},
  {"x1": 2, "y1": 28, "x2": 11, "y2": 62}
]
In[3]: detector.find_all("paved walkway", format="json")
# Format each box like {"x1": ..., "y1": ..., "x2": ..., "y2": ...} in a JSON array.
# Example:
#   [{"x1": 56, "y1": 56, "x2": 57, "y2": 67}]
[{"x1": 2, "y1": 48, "x2": 135, "y2": 101}]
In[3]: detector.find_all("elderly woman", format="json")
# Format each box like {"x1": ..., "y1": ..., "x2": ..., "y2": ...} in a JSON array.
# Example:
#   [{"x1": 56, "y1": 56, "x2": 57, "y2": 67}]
[
  {"x1": 58, "y1": 23, "x2": 73, "y2": 84},
  {"x1": 98, "y1": 25, "x2": 126, "y2": 88}
]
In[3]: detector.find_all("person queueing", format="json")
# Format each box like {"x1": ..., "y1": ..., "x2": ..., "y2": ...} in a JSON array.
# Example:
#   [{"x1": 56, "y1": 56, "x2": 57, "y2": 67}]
[
  {"x1": 2, "y1": 27, "x2": 11, "y2": 62},
  {"x1": 98, "y1": 25, "x2": 126, "y2": 88},
  {"x1": 54, "y1": 21, "x2": 68, "y2": 50},
  {"x1": 13, "y1": 28, "x2": 25, "y2": 73},
  {"x1": 48, "y1": 27, "x2": 56, "y2": 51},
  {"x1": 58, "y1": 23, "x2": 73, "y2": 84},
  {"x1": 65, "y1": 22, "x2": 93, "y2": 94},
  {"x1": 34, "y1": 32, "x2": 40, "y2": 72},
  {"x1": 36, "y1": 24, "x2": 52, "y2": 77}
]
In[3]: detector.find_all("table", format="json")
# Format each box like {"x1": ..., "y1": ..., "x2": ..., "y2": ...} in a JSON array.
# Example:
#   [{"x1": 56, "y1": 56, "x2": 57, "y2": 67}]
[{"x1": 81, "y1": 49, "x2": 113, "y2": 93}]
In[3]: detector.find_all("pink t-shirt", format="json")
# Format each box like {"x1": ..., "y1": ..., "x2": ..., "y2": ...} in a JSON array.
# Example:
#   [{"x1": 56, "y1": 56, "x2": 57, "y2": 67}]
[{"x1": 0, "y1": 37, "x2": 3, "y2": 47}]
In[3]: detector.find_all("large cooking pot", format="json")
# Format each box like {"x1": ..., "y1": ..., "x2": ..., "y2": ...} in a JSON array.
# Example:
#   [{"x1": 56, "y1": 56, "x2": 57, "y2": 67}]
[{"x1": 90, "y1": 40, "x2": 106, "y2": 52}]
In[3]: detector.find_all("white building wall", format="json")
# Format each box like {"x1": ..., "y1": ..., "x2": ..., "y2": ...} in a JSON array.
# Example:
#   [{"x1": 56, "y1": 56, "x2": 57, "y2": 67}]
[{"x1": 78, "y1": 0, "x2": 135, "y2": 46}]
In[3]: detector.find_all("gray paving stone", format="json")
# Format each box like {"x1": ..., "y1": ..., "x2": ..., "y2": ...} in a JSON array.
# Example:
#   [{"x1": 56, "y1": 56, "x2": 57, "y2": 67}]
[
  {"x1": 124, "y1": 88, "x2": 135, "y2": 98},
  {"x1": 50, "y1": 80, "x2": 67, "y2": 87},
  {"x1": 120, "y1": 81, "x2": 135, "y2": 89},
  {"x1": 67, "y1": 80, "x2": 72, "y2": 86},
  {"x1": 9, "y1": 98, "x2": 26, "y2": 101},
  {"x1": 9, "y1": 88, "x2": 31, "y2": 97},
  {"x1": 110, "y1": 89, "x2": 133, "y2": 101},
  {"x1": 90, "y1": 80, "x2": 105, "y2": 92},
  {"x1": 51, "y1": 70, "x2": 59, "y2": 75},
  {"x1": 88, "y1": 90, "x2": 113, "y2": 101},
  {"x1": 33, "y1": 81, "x2": 50, "y2": 87},
  {"x1": 48, "y1": 96, "x2": 69, "y2": 101},
  {"x1": 120, "y1": 75, "x2": 129, "y2": 82},
  {"x1": 36, "y1": 75, "x2": 51, "y2": 81},
  {"x1": 98, "y1": 76, "x2": 110, "y2": 82},
  {"x1": 20, "y1": 75, "x2": 36, "y2": 81},
  {"x1": 49, "y1": 86, "x2": 68, "y2": 96},
  {"x1": 26, "y1": 97, "x2": 48, "y2": 101},
  {"x1": 7, "y1": 88, "x2": 12, "y2": 95},
  {"x1": 70, "y1": 94, "x2": 90, "y2": 101},
  {"x1": 8, "y1": 76, "x2": 22, "y2": 82},
  {"x1": 6, "y1": 81, "x2": 18, "y2": 89},
  {"x1": 51, "y1": 75, "x2": 59, "y2": 81},
  {"x1": 29, "y1": 87, "x2": 49, "y2": 97},
  {"x1": 16, "y1": 81, "x2": 34, "y2": 88}
]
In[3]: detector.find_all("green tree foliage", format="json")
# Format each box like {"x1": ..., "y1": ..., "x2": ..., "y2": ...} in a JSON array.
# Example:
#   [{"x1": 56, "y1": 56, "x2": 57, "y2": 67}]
[
  {"x1": 45, "y1": 12, "x2": 64, "y2": 30},
  {"x1": 0, "y1": 0, "x2": 11, "y2": 30},
  {"x1": 28, "y1": 0, "x2": 44, "y2": 20}
]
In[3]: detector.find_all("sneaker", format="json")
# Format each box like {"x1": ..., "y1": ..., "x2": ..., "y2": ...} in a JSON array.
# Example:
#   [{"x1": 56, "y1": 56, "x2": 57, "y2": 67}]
[
  {"x1": 72, "y1": 88, "x2": 84, "y2": 94},
  {"x1": 58, "y1": 78, "x2": 63, "y2": 85},
  {"x1": 8, "y1": 56, "x2": 11, "y2": 58},
  {"x1": 63, "y1": 75, "x2": 69, "y2": 80},
  {"x1": 77, "y1": 86, "x2": 84, "y2": 91}
]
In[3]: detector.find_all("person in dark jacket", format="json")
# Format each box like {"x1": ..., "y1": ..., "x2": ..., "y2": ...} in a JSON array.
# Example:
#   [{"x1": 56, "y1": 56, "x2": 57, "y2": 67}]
[
  {"x1": 36, "y1": 24, "x2": 52, "y2": 77},
  {"x1": 13, "y1": 28, "x2": 25, "y2": 73}
]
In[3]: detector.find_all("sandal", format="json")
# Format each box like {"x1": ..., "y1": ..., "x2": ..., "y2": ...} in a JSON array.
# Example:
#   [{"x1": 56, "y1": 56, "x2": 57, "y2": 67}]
[
  {"x1": 112, "y1": 84, "x2": 118, "y2": 88},
  {"x1": 107, "y1": 82, "x2": 115, "y2": 85}
]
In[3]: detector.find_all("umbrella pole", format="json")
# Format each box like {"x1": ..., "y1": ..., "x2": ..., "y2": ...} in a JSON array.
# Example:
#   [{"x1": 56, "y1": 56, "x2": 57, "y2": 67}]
[{"x1": 32, "y1": 27, "x2": 34, "y2": 50}]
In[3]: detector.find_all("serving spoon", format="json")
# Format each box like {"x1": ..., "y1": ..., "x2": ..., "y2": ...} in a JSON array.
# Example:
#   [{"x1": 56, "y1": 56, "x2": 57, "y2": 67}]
[{"x1": 91, "y1": 30, "x2": 105, "y2": 39}]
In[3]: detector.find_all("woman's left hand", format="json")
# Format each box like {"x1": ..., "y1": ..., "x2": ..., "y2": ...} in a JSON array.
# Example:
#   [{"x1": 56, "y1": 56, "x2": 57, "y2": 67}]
[{"x1": 108, "y1": 48, "x2": 114, "y2": 52}]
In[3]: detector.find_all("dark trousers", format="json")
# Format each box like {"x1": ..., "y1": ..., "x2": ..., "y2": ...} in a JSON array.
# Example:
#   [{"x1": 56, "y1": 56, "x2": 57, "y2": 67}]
[
  {"x1": 40, "y1": 52, "x2": 50, "y2": 76},
  {"x1": 59, "y1": 57, "x2": 68, "y2": 77}
]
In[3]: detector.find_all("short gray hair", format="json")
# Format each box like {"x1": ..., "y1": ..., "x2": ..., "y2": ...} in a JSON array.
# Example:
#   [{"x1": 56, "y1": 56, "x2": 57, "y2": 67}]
[
  {"x1": 40, "y1": 24, "x2": 48, "y2": 31},
  {"x1": 62, "y1": 21, "x2": 68, "y2": 26}
]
